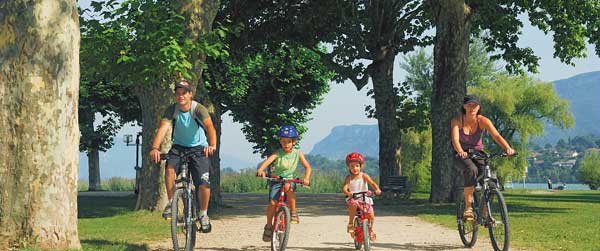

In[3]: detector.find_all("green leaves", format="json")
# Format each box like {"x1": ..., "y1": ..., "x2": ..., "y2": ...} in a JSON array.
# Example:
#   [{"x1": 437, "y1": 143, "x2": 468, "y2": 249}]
[{"x1": 579, "y1": 151, "x2": 600, "y2": 190}]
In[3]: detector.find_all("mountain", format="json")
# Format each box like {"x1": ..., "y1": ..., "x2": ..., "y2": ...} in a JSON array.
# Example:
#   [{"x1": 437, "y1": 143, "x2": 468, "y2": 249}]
[
  {"x1": 536, "y1": 71, "x2": 600, "y2": 144},
  {"x1": 309, "y1": 124, "x2": 379, "y2": 160}
]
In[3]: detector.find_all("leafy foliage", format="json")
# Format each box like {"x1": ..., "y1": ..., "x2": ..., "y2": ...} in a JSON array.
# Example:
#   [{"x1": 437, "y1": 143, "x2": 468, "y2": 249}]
[
  {"x1": 401, "y1": 127, "x2": 432, "y2": 192},
  {"x1": 579, "y1": 151, "x2": 600, "y2": 190}
]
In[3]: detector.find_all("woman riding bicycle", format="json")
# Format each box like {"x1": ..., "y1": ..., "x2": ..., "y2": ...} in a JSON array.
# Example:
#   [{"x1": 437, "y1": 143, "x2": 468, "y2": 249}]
[{"x1": 451, "y1": 95, "x2": 515, "y2": 220}]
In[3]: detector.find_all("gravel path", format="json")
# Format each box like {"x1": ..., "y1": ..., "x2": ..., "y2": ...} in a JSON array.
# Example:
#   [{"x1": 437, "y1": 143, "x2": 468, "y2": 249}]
[{"x1": 148, "y1": 193, "x2": 501, "y2": 251}]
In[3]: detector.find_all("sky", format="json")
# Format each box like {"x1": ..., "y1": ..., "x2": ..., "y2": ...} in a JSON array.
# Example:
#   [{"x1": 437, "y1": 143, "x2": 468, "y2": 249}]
[{"x1": 78, "y1": 1, "x2": 600, "y2": 177}]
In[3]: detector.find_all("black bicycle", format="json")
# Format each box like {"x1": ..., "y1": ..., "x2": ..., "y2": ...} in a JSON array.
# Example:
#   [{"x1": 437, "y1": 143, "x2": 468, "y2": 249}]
[
  {"x1": 160, "y1": 152, "x2": 200, "y2": 251},
  {"x1": 457, "y1": 150, "x2": 516, "y2": 251}
]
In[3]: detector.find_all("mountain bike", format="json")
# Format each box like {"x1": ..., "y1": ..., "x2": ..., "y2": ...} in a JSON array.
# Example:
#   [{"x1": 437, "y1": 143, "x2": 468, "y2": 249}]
[
  {"x1": 457, "y1": 150, "x2": 516, "y2": 251},
  {"x1": 349, "y1": 191, "x2": 375, "y2": 251},
  {"x1": 262, "y1": 176, "x2": 306, "y2": 251},
  {"x1": 160, "y1": 152, "x2": 202, "y2": 251}
]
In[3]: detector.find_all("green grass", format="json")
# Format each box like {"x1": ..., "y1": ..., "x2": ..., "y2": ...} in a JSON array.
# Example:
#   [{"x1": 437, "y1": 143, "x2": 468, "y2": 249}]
[
  {"x1": 380, "y1": 190, "x2": 600, "y2": 251},
  {"x1": 77, "y1": 195, "x2": 168, "y2": 251}
]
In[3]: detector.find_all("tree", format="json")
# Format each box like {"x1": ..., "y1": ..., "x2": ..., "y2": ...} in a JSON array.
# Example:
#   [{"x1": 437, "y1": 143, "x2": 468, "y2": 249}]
[
  {"x1": 79, "y1": 14, "x2": 141, "y2": 191},
  {"x1": 0, "y1": 0, "x2": 81, "y2": 249},
  {"x1": 579, "y1": 151, "x2": 600, "y2": 190},
  {"x1": 82, "y1": 0, "x2": 221, "y2": 210},
  {"x1": 429, "y1": 0, "x2": 600, "y2": 202}
]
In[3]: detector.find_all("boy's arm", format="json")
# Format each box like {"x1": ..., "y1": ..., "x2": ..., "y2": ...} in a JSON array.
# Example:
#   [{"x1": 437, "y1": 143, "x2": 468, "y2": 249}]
[
  {"x1": 342, "y1": 175, "x2": 352, "y2": 197},
  {"x1": 298, "y1": 151, "x2": 312, "y2": 180},
  {"x1": 256, "y1": 153, "x2": 277, "y2": 177},
  {"x1": 363, "y1": 174, "x2": 382, "y2": 195}
]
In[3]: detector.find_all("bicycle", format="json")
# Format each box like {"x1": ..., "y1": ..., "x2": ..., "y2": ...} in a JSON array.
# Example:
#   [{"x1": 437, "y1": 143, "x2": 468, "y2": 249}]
[
  {"x1": 348, "y1": 191, "x2": 375, "y2": 251},
  {"x1": 160, "y1": 151, "x2": 208, "y2": 251},
  {"x1": 456, "y1": 150, "x2": 516, "y2": 251},
  {"x1": 261, "y1": 176, "x2": 306, "y2": 251}
]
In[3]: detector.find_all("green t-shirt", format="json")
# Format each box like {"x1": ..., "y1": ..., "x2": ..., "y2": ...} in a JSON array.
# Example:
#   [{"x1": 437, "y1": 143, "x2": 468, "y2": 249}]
[{"x1": 272, "y1": 148, "x2": 300, "y2": 178}]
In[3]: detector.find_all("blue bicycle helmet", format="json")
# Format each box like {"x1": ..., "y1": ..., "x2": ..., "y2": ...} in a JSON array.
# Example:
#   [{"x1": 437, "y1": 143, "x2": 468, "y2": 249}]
[{"x1": 277, "y1": 125, "x2": 299, "y2": 138}]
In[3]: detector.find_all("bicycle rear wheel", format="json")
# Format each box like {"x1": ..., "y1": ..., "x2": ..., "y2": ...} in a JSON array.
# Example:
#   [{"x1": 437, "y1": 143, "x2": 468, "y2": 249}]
[
  {"x1": 353, "y1": 217, "x2": 362, "y2": 250},
  {"x1": 487, "y1": 189, "x2": 510, "y2": 251},
  {"x1": 171, "y1": 189, "x2": 197, "y2": 251},
  {"x1": 457, "y1": 196, "x2": 478, "y2": 247},
  {"x1": 271, "y1": 206, "x2": 291, "y2": 251},
  {"x1": 361, "y1": 219, "x2": 371, "y2": 251}
]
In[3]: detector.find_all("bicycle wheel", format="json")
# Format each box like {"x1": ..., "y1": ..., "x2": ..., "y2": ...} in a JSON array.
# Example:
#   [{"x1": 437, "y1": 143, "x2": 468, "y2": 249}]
[
  {"x1": 353, "y1": 217, "x2": 362, "y2": 250},
  {"x1": 361, "y1": 219, "x2": 371, "y2": 251},
  {"x1": 171, "y1": 189, "x2": 197, "y2": 251},
  {"x1": 457, "y1": 197, "x2": 478, "y2": 247},
  {"x1": 271, "y1": 206, "x2": 291, "y2": 251},
  {"x1": 487, "y1": 189, "x2": 510, "y2": 251}
]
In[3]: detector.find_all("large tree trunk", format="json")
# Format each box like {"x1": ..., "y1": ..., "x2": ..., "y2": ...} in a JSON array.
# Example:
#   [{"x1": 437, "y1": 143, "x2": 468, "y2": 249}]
[
  {"x1": 429, "y1": 0, "x2": 471, "y2": 203},
  {"x1": 88, "y1": 148, "x2": 101, "y2": 191},
  {"x1": 135, "y1": 84, "x2": 172, "y2": 211},
  {"x1": 371, "y1": 49, "x2": 402, "y2": 182},
  {"x1": 179, "y1": 0, "x2": 222, "y2": 207},
  {"x1": 0, "y1": 0, "x2": 81, "y2": 249}
]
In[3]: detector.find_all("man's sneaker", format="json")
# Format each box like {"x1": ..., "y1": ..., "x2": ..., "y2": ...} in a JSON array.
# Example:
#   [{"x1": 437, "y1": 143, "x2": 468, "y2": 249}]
[
  {"x1": 162, "y1": 204, "x2": 172, "y2": 220},
  {"x1": 199, "y1": 215, "x2": 212, "y2": 233}
]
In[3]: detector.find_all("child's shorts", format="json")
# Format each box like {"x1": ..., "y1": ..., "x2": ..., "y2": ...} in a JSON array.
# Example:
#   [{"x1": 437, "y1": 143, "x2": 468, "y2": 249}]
[
  {"x1": 346, "y1": 199, "x2": 374, "y2": 214},
  {"x1": 268, "y1": 181, "x2": 297, "y2": 202}
]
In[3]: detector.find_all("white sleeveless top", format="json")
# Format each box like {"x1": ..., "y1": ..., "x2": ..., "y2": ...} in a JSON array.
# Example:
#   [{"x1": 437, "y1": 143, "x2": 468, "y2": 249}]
[{"x1": 348, "y1": 173, "x2": 373, "y2": 205}]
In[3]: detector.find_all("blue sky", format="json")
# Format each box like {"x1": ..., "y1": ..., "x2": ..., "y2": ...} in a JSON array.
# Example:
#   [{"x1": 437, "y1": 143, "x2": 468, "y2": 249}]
[{"x1": 78, "y1": 1, "x2": 600, "y2": 178}]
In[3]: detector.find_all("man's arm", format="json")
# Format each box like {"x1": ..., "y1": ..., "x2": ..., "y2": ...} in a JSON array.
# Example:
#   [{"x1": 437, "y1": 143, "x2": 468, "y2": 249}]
[
  {"x1": 149, "y1": 119, "x2": 172, "y2": 163},
  {"x1": 202, "y1": 117, "x2": 217, "y2": 156}
]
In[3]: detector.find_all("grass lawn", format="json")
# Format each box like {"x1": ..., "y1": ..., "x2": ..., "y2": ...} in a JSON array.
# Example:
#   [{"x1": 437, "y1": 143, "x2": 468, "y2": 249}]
[
  {"x1": 77, "y1": 195, "x2": 169, "y2": 251},
  {"x1": 380, "y1": 190, "x2": 600, "y2": 251}
]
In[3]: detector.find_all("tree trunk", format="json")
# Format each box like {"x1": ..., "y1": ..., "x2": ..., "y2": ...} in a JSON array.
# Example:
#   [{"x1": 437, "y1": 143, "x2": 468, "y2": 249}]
[
  {"x1": 429, "y1": 0, "x2": 471, "y2": 203},
  {"x1": 88, "y1": 148, "x2": 101, "y2": 191},
  {"x1": 0, "y1": 0, "x2": 81, "y2": 249},
  {"x1": 135, "y1": 84, "x2": 172, "y2": 211},
  {"x1": 370, "y1": 49, "x2": 402, "y2": 183},
  {"x1": 179, "y1": 0, "x2": 222, "y2": 207},
  {"x1": 134, "y1": 0, "x2": 220, "y2": 211}
]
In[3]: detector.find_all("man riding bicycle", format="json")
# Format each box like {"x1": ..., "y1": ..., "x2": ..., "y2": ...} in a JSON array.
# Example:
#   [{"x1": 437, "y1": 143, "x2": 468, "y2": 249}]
[{"x1": 149, "y1": 80, "x2": 217, "y2": 233}]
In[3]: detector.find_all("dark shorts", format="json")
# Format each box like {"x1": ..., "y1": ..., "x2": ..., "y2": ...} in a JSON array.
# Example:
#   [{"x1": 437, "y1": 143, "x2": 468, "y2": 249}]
[
  {"x1": 268, "y1": 181, "x2": 297, "y2": 202},
  {"x1": 167, "y1": 145, "x2": 210, "y2": 188},
  {"x1": 454, "y1": 151, "x2": 485, "y2": 187}
]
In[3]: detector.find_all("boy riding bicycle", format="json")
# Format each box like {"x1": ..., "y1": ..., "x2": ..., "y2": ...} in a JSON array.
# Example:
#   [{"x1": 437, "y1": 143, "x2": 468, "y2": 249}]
[
  {"x1": 149, "y1": 80, "x2": 217, "y2": 233},
  {"x1": 256, "y1": 125, "x2": 312, "y2": 242},
  {"x1": 342, "y1": 152, "x2": 381, "y2": 241}
]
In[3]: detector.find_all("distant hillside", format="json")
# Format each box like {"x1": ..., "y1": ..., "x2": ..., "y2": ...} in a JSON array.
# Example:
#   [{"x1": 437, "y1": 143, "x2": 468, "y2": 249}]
[
  {"x1": 536, "y1": 71, "x2": 600, "y2": 144},
  {"x1": 309, "y1": 124, "x2": 379, "y2": 160}
]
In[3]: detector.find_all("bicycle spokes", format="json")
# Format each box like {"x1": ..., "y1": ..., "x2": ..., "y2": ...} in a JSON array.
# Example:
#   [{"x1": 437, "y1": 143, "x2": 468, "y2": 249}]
[{"x1": 488, "y1": 190, "x2": 510, "y2": 251}]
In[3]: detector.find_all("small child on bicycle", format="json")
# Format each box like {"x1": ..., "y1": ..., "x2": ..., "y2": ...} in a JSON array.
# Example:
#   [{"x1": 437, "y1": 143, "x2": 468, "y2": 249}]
[
  {"x1": 342, "y1": 152, "x2": 381, "y2": 241},
  {"x1": 256, "y1": 125, "x2": 312, "y2": 242}
]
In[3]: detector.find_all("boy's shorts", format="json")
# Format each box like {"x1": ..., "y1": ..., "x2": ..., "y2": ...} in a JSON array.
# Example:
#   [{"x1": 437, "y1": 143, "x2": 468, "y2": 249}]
[
  {"x1": 268, "y1": 181, "x2": 297, "y2": 202},
  {"x1": 166, "y1": 145, "x2": 211, "y2": 188}
]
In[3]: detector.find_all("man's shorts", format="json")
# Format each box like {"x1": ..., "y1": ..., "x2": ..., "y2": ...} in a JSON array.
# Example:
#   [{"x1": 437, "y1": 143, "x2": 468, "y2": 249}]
[
  {"x1": 268, "y1": 181, "x2": 297, "y2": 202},
  {"x1": 167, "y1": 145, "x2": 210, "y2": 187}
]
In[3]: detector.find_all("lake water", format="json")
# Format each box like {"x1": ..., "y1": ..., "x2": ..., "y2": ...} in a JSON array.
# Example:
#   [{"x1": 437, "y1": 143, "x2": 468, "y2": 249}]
[{"x1": 504, "y1": 182, "x2": 590, "y2": 190}]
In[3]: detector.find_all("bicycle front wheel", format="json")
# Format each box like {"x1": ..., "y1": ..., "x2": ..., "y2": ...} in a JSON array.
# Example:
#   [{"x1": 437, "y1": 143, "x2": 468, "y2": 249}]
[
  {"x1": 171, "y1": 189, "x2": 197, "y2": 251},
  {"x1": 353, "y1": 217, "x2": 362, "y2": 250},
  {"x1": 487, "y1": 189, "x2": 510, "y2": 251},
  {"x1": 361, "y1": 219, "x2": 371, "y2": 251},
  {"x1": 457, "y1": 196, "x2": 478, "y2": 247},
  {"x1": 271, "y1": 206, "x2": 291, "y2": 251}
]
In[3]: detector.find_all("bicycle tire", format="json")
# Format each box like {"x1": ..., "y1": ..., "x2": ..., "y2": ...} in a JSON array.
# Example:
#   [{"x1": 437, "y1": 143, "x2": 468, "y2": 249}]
[
  {"x1": 171, "y1": 189, "x2": 196, "y2": 251},
  {"x1": 362, "y1": 219, "x2": 371, "y2": 251},
  {"x1": 353, "y1": 217, "x2": 362, "y2": 250},
  {"x1": 488, "y1": 189, "x2": 510, "y2": 251},
  {"x1": 457, "y1": 196, "x2": 478, "y2": 247},
  {"x1": 271, "y1": 206, "x2": 291, "y2": 251}
]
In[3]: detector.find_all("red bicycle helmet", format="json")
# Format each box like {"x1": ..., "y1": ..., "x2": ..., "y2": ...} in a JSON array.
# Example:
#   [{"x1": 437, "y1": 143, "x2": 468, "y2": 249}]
[{"x1": 346, "y1": 152, "x2": 365, "y2": 165}]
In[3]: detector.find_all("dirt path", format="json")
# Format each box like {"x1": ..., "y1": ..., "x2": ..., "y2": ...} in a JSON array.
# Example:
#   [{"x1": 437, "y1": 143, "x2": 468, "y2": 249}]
[{"x1": 147, "y1": 193, "x2": 502, "y2": 251}]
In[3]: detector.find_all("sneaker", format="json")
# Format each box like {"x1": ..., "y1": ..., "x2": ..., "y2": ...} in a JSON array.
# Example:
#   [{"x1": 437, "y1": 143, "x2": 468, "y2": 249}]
[
  {"x1": 290, "y1": 212, "x2": 299, "y2": 224},
  {"x1": 262, "y1": 225, "x2": 274, "y2": 242},
  {"x1": 199, "y1": 215, "x2": 212, "y2": 233},
  {"x1": 162, "y1": 204, "x2": 172, "y2": 220}
]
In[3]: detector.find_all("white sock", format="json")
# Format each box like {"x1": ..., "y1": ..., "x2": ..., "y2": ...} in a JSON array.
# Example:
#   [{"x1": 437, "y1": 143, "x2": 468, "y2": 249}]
[{"x1": 200, "y1": 210, "x2": 208, "y2": 217}]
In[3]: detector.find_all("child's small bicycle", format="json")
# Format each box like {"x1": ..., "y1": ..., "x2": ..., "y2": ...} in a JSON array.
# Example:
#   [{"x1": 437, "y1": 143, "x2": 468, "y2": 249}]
[
  {"x1": 349, "y1": 191, "x2": 375, "y2": 251},
  {"x1": 262, "y1": 176, "x2": 306, "y2": 251}
]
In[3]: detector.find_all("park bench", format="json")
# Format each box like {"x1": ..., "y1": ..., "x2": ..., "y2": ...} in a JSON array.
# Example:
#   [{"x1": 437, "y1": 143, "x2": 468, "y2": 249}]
[{"x1": 380, "y1": 176, "x2": 411, "y2": 203}]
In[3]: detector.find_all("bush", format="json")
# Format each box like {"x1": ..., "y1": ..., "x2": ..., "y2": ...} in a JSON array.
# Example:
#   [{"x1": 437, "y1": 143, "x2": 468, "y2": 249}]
[
  {"x1": 103, "y1": 177, "x2": 135, "y2": 191},
  {"x1": 579, "y1": 151, "x2": 600, "y2": 190}
]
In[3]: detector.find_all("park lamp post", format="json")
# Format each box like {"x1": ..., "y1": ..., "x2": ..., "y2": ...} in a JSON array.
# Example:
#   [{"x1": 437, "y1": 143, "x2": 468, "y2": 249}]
[{"x1": 124, "y1": 132, "x2": 142, "y2": 194}]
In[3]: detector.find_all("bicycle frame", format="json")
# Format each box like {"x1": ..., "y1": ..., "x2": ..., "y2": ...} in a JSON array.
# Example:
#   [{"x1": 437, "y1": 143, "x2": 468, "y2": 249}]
[
  {"x1": 264, "y1": 176, "x2": 304, "y2": 223},
  {"x1": 352, "y1": 192, "x2": 373, "y2": 243}
]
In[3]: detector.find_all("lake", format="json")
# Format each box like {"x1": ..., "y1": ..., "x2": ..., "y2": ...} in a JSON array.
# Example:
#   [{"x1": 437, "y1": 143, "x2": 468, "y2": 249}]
[{"x1": 504, "y1": 182, "x2": 590, "y2": 190}]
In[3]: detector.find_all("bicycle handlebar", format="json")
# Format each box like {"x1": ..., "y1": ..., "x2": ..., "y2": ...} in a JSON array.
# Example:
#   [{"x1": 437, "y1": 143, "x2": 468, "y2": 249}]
[
  {"x1": 455, "y1": 150, "x2": 518, "y2": 160},
  {"x1": 259, "y1": 176, "x2": 307, "y2": 186},
  {"x1": 351, "y1": 191, "x2": 374, "y2": 199}
]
